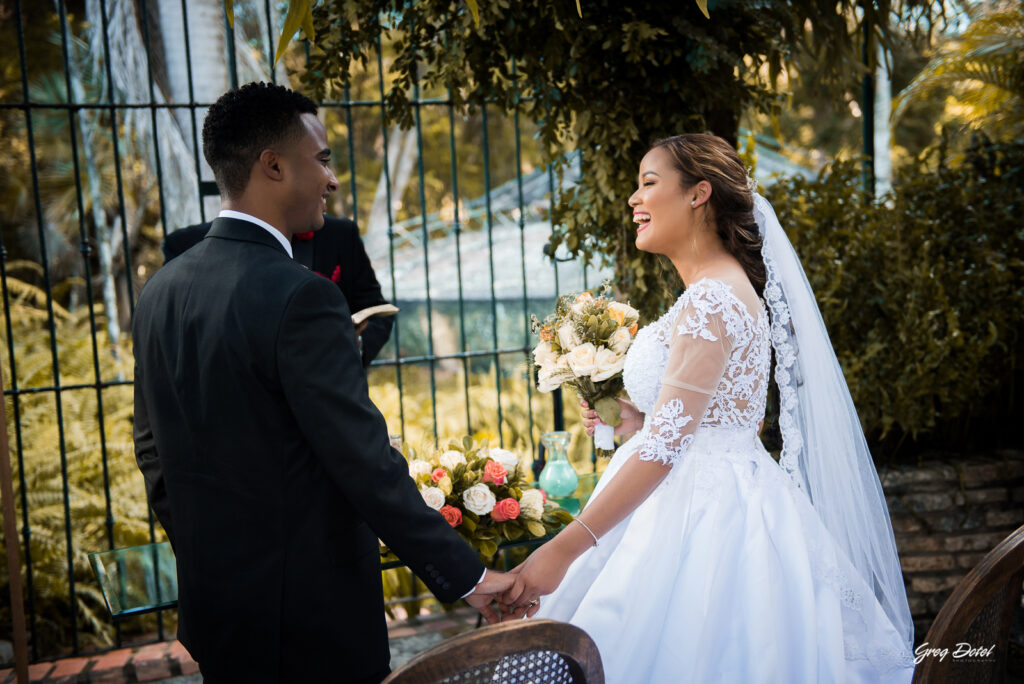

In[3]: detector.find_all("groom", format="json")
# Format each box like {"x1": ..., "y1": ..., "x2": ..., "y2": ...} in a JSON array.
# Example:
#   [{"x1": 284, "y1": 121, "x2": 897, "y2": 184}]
[{"x1": 132, "y1": 82, "x2": 510, "y2": 684}]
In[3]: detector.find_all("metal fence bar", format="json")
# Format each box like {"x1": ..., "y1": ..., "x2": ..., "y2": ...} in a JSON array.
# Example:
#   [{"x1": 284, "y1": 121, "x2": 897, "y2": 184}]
[
  {"x1": 376, "y1": 34, "x2": 406, "y2": 442},
  {"x1": 343, "y1": 85, "x2": 359, "y2": 224},
  {"x1": 446, "y1": 87, "x2": 472, "y2": 435},
  {"x1": 411, "y1": 76, "x2": 440, "y2": 444},
  {"x1": 480, "y1": 105, "x2": 505, "y2": 446},
  {"x1": 8, "y1": 2, "x2": 41, "y2": 659},
  {"x1": 512, "y1": 82, "x2": 537, "y2": 457},
  {"x1": 178, "y1": 0, "x2": 205, "y2": 223},
  {"x1": 55, "y1": 0, "x2": 88, "y2": 652}
]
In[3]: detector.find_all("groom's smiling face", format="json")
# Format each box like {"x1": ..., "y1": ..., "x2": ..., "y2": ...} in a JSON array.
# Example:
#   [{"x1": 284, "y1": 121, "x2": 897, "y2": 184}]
[{"x1": 280, "y1": 113, "x2": 338, "y2": 234}]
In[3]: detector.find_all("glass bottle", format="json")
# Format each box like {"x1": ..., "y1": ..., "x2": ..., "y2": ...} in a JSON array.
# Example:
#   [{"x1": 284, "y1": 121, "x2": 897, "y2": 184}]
[{"x1": 539, "y1": 431, "x2": 578, "y2": 499}]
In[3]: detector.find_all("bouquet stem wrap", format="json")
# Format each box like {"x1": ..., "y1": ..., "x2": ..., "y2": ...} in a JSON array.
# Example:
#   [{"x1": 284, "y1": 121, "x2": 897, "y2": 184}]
[{"x1": 593, "y1": 424, "x2": 615, "y2": 450}]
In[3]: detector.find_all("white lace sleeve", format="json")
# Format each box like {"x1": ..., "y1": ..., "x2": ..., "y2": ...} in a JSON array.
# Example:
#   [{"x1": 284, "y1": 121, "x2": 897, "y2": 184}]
[{"x1": 636, "y1": 284, "x2": 735, "y2": 467}]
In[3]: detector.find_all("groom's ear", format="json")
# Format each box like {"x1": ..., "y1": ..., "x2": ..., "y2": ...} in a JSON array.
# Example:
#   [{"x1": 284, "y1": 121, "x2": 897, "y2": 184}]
[{"x1": 256, "y1": 149, "x2": 284, "y2": 181}]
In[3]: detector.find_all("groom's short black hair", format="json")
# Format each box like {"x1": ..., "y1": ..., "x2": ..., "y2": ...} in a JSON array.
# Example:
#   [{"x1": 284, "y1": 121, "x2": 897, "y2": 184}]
[{"x1": 202, "y1": 82, "x2": 318, "y2": 199}]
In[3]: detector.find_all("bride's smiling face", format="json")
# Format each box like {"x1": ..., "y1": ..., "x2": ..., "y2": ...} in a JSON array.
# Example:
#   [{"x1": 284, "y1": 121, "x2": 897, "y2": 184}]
[{"x1": 628, "y1": 146, "x2": 696, "y2": 256}]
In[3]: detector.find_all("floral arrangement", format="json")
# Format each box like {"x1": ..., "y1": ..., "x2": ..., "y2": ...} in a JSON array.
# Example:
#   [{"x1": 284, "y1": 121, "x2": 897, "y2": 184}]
[
  {"x1": 396, "y1": 436, "x2": 575, "y2": 559},
  {"x1": 530, "y1": 286, "x2": 640, "y2": 450}
]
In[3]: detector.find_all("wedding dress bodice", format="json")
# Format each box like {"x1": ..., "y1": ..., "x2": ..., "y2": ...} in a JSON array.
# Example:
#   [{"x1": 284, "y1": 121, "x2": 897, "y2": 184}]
[{"x1": 622, "y1": 278, "x2": 770, "y2": 465}]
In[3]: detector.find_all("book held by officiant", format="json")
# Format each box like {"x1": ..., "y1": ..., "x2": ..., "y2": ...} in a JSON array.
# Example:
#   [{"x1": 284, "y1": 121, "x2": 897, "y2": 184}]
[{"x1": 351, "y1": 303, "x2": 399, "y2": 326}]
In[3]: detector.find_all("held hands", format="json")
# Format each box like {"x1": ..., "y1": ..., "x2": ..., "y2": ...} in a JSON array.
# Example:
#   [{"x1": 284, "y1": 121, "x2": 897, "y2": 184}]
[
  {"x1": 497, "y1": 541, "x2": 575, "y2": 621},
  {"x1": 580, "y1": 397, "x2": 643, "y2": 437},
  {"x1": 464, "y1": 570, "x2": 516, "y2": 624}
]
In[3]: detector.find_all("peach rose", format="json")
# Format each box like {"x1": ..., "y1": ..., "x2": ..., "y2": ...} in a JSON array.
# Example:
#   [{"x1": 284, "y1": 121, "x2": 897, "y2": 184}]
[
  {"x1": 482, "y1": 460, "x2": 508, "y2": 486},
  {"x1": 431, "y1": 467, "x2": 448, "y2": 483},
  {"x1": 490, "y1": 497, "x2": 521, "y2": 522},
  {"x1": 629, "y1": 321, "x2": 639, "y2": 335},
  {"x1": 440, "y1": 505, "x2": 462, "y2": 527}
]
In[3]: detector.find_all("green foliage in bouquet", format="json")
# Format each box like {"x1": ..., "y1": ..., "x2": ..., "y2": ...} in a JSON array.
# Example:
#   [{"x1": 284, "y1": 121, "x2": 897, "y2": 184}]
[
  {"x1": 391, "y1": 436, "x2": 574, "y2": 561},
  {"x1": 529, "y1": 286, "x2": 639, "y2": 429}
]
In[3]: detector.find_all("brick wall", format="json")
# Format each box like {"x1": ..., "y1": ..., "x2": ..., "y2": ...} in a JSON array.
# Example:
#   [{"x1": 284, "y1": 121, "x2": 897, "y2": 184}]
[{"x1": 883, "y1": 450, "x2": 1024, "y2": 639}]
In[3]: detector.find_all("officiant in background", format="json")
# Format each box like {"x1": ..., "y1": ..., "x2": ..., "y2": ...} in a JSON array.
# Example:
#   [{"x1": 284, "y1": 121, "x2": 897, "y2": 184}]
[{"x1": 163, "y1": 215, "x2": 394, "y2": 368}]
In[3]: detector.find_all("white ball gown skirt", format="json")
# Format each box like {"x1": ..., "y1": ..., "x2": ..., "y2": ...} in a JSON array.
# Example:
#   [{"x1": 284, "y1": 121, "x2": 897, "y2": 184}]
[{"x1": 534, "y1": 425, "x2": 915, "y2": 684}]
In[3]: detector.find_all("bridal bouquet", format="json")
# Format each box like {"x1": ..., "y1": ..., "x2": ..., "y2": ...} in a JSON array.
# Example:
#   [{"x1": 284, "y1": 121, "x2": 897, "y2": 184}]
[
  {"x1": 394, "y1": 437, "x2": 574, "y2": 560},
  {"x1": 531, "y1": 287, "x2": 640, "y2": 451}
]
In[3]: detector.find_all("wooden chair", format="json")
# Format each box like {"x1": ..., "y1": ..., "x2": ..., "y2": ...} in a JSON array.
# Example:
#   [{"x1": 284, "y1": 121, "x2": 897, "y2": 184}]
[
  {"x1": 913, "y1": 523, "x2": 1024, "y2": 684},
  {"x1": 382, "y1": 619, "x2": 604, "y2": 684}
]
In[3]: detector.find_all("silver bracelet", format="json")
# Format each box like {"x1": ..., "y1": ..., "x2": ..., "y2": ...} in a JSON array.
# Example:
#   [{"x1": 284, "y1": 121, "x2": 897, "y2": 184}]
[{"x1": 575, "y1": 518, "x2": 599, "y2": 547}]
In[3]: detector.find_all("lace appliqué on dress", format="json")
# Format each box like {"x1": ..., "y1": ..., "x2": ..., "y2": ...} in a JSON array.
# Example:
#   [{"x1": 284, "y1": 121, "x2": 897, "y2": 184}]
[{"x1": 637, "y1": 399, "x2": 695, "y2": 466}]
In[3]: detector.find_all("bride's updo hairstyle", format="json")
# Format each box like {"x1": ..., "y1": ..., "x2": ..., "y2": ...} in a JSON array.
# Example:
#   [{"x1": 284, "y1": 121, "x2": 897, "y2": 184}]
[{"x1": 652, "y1": 134, "x2": 766, "y2": 297}]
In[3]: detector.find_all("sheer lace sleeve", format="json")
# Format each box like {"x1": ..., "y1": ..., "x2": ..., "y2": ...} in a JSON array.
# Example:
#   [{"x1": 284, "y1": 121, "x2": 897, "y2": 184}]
[{"x1": 636, "y1": 286, "x2": 734, "y2": 467}]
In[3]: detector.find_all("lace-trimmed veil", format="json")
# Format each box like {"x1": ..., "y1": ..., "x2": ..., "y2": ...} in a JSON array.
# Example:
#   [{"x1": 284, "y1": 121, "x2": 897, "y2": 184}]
[{"x1": 754, "y1": 193, "x2": 914, "y2": 651}]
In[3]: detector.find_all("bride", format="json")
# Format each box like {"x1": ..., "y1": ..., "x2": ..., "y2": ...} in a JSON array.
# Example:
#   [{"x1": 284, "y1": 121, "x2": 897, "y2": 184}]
[{"x1": 503, "y1": 134, "x2": 915, "y2": 682}]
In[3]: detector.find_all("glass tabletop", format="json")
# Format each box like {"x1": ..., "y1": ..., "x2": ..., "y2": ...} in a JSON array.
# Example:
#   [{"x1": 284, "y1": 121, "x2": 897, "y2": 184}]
[{"x1": 88, "y1": 542, "x2": 177, "y2": 619}]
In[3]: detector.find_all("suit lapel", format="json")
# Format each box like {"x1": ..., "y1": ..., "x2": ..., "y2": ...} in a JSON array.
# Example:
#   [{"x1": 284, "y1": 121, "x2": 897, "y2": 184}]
[{"x1": 292, "y1": 238, "x2": 314, "y2": 270}]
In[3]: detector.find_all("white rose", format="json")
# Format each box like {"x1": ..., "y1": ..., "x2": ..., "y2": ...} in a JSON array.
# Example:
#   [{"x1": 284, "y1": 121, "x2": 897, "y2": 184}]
[
  {"x1": 519, "y1": 488, "x2": 545, "y2": 520},
  {"x1": 609, "y1": 327, "x2": 633, "y2": 355},
  {"x1": 608, "y1": 301, "x2": 639, "y2": 325},
  {"x1": 439, "y1": 450, "x2": 467, "y2": 470},
  {"x1": 565, "y1": 342, "x2": 598, "y2": 377},
  {"x1": 591, "y1": 345, "x2": 626, "y2": 382},
  {"x1": 537, "y1": 357, "x2": 574, "y2": 393},
  {"x1": 420, "y1": 486, "x2": 446, "y2": 511},
  {"x1": 463, "y1": 483, "x2": 497, "y2": 515},
  {"x1": 557, "y1": 323, "x2": 580, "y2": 351},
  {"x1": 408, "y1": 459, "x2": 433, "y2": 479},
  {"x1": 488, "y1": 448, "x2": 521, "y2": 474},
  {"x1": 532, "y1": 341, "x2": 557, "y2": 367},
  {"x1": 571, "y1": 299, "x2": 590, "y2": 316}
]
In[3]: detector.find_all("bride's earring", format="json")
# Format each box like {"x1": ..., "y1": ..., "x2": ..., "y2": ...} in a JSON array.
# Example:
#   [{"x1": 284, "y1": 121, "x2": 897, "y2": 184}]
[{"x1": 690, "y1": 200, "x2": 696, "y2": 207}]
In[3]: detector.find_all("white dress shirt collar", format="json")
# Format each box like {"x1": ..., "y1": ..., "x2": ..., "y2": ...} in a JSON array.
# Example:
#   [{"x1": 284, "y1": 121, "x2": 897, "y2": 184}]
[{"x1": 218, "y1": 209, "x2": 293, "y2": 258}]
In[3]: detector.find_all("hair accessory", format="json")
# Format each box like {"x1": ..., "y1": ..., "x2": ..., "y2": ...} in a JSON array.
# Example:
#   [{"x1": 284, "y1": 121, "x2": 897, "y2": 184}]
[{"x1": 746, "y1": 169, "x2": 760, "y2": 194}]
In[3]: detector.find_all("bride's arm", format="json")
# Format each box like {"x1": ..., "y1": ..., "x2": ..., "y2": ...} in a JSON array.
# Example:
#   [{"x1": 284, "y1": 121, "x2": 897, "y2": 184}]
[{"x1": 504, "y1": 292, "x2": 735, "y2": 614}]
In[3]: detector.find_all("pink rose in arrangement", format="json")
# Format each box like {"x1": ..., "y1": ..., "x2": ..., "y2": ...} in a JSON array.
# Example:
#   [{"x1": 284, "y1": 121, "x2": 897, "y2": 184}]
[
  {"x1": 490, "y1": 497, "x2": 521, "y2": 522},
  {"x1": 440, "y1": 505, "x2": 462, "y2": 528},
  {"x1": 431, "y1": 467, "x2": 447, "y2": 484},
  {"x1": 482, "y1": 460, "x2": 508, "y2": 486}
]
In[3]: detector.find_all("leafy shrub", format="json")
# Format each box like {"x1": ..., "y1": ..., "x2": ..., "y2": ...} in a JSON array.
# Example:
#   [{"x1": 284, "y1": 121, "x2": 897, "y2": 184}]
[
  {"x1": 764, "y1": 137, "x2": 1024, "y2": 456},
  {"x1": 0, "y1": 277, "x2": 160, "y2": 654}
]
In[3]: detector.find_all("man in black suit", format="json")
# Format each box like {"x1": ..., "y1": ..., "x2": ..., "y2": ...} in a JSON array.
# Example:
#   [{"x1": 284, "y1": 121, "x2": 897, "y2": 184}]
[
  {"x1": 132, "y1": 82, "x2": 511, "y2": 684},
  {"x1": 163, "y1": 216, "x2": 393, "y2": 368}
]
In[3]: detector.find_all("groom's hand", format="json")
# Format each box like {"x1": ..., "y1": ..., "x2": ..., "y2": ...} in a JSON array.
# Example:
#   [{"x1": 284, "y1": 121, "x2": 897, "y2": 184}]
[{"x1": 465, "y1": 570, "x2": 515, "y2": 624}]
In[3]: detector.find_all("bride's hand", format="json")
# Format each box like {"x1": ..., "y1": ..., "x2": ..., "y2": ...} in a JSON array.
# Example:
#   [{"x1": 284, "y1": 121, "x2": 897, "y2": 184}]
[
  {"x1": 500, "y1": 543, "x2": 572, "y2": 619},
  {"x1": 580, "y1": 398, "x2": 643, "y2": 436}
]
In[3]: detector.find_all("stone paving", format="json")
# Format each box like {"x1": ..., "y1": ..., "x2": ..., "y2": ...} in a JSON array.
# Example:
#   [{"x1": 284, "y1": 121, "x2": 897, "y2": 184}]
[{"x1": 0, "y1": 606, "x2": 480, "y2": 683}]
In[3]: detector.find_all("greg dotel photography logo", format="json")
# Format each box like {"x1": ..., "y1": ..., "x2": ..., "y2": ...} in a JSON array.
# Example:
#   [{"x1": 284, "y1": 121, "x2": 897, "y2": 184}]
[{"x1": 914, "y1": 642, "x2": 997, "y2": 665}]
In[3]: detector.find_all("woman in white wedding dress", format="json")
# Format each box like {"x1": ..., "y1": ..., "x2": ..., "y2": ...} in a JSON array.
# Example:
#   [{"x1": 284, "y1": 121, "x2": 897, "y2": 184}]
[{"x1": 503, "y1": 135, "x2": 916, "y2": 683}]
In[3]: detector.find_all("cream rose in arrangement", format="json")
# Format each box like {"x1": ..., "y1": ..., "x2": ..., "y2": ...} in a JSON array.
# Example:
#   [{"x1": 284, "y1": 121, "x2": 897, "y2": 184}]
[
  {"x1": 530, "y1": 285, "x2": 641, "y2": 451},
  {"x1": 390, "y1": 437, "x2": 575, "y2": 560}
]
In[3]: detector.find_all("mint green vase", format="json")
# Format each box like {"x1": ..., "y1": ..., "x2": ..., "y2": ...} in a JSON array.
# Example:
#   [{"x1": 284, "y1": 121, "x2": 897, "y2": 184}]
[{"x1": 539, "y1": 431, "x2": 578, "y2": 498}]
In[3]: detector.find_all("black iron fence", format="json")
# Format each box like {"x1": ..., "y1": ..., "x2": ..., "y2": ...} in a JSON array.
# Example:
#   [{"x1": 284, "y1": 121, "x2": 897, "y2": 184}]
[{"x1": 0, "y1": 0, "x2": 599, "y2": 661}]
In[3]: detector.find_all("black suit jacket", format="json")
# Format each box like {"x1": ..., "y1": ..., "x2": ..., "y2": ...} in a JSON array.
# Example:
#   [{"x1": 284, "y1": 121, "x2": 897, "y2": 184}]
[
  {"x1": 163, "y1": 216, "x2": 393, "y2": 368},
  {"x1": 134, "y1": 217, "x2": 482, "y2": 683}
]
